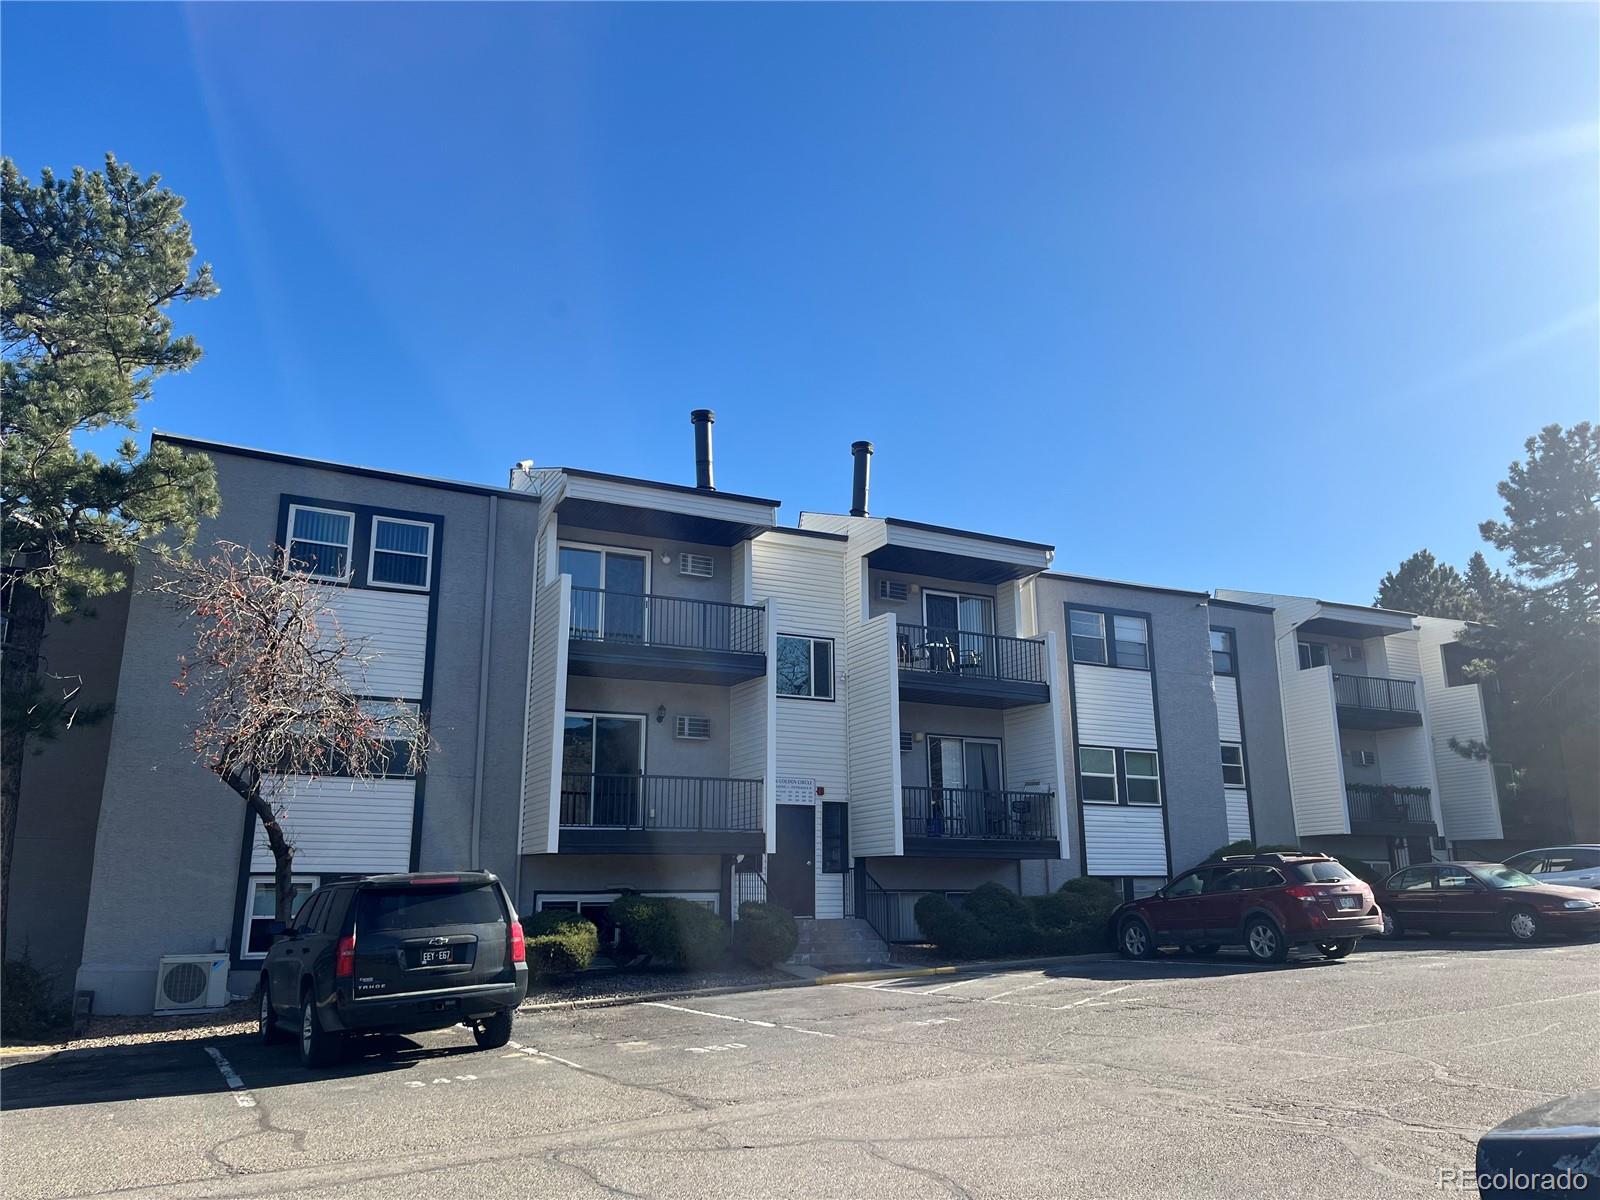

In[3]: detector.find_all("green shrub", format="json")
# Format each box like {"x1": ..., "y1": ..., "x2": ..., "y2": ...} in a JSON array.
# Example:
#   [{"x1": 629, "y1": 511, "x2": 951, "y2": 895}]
[
  {"x1": 962, "y1": 882, "x2": 1034, "y2": 955},
  {"x1": 1028, "y1": 878, "x2": 1120, "y2": 955},
  {"x1": 732, "y1": 902, "x2": 799, "y2": 967},
  {"x1": 607, "y1": 895, "x2": 729, "y2": 970},
  {"x1": 913, "y1": 893, "x2": 989, "y2": 958},
  {"x1": 520, "y1": 911, "x2": 599, "y2": 976},
  {"x1": 1, "y1": 955, "x2": 69, "y2": 1042}
]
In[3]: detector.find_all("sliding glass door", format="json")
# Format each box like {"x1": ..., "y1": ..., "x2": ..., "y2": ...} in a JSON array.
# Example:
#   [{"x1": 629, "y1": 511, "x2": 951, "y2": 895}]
[
  {"x1": 927, "y1": 736, "x2": 1004, "y2": 836},
  {"x1": 560, "y1": 713, "x2": 645, "y2": 826},
  {"x1": 560, "y1": 546, "x2": 648, "y2": 643},
  {"x1": 923, "y1": 592, "x2": 994, "y2": 674}
]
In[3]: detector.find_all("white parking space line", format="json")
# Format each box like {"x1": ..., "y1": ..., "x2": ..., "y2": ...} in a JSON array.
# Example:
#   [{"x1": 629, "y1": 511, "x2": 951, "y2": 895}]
[
  {"x1": 203, "y1": 1046, "x2": 257, "y2": 1108},
  {"x1": 923, "y1": 973, "x2": 1001, "y2": 994},
  {"x1": 643, "y1": 1001, "x2": 837, "y2": 1038},
  {"x1": 506, "y1": 1041, "x2": 585, "y2": 1070},
  {"x1": 1056, "y1": 984, "x2": 1136, "y2": 1009}
]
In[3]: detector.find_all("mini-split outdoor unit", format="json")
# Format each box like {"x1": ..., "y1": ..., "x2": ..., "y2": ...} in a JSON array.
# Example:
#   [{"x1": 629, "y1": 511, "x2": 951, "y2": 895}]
[
  {"x1": 674, "y1": 714, "x2": 712, "y2": 740},
  {"x1": 678, "y1": 552, "x2": 714, "y2": 579},
  {"x1": 877, "y1": 579, "x2": 909, "y2": 603},
  {"x1": 153, "y1": 953, "x2": 231, "y2": 1014}
]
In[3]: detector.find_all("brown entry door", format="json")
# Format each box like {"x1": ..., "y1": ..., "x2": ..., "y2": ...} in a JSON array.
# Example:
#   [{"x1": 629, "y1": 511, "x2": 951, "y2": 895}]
[{"x1": 769, "y1": 806, "x2": 816, "y2": 918}]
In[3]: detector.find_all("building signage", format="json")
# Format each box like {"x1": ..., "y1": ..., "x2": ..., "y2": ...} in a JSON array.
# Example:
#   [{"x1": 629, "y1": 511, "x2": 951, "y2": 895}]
[{"x1": 776, "y1": 776, "x2": 817, "y2": 805}]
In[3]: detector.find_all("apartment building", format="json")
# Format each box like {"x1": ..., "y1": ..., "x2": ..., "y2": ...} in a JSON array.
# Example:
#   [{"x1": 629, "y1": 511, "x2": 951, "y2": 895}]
[
  {"x1": 9, "y1": 416, "x2": 1519, "y2": 1013},
  {"x1": 65, "y1": 436, "x2": 540, "y2": 1014},
  {"x1": 1213, "y1": 589, "x2": 1453, "y2": 870}
]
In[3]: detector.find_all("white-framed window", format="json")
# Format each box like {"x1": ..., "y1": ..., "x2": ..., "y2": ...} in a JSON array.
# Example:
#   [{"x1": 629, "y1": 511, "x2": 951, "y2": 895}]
[
  {"x1": 286, "y1": 505, "x2": 354, "y2": 581},
  {"x1": 1069, "y1": 610, "x2": 1107, "y2": 665},
  {"x1": 1123, "y1": 750, "x2": 1161, "y2": 805},
  {"x1": 1209, "y1": 628, "x2": 1235, "y2": 675},
  {"x1": 1078, "y1": 746, "x2": 1118, "y2": 804},
  {"x1": 777, "y1": 634, "x2": 834, "y2": 700},
  {"x1": 369, "y1": 516, "x2": 434, "y2": 590},
  {"x1": 241, "y1": 875, "x2": 318, "y2": 958},
  {"x1": 1113, "y1": 616, "x2": 1150, "y2": 671},
  {"x1": 1298, "y1": 641, "x2": 1329, "y2": 670},
  {"x1": 1221, "y1": 743, "x2": 1246, "y2": 788}
]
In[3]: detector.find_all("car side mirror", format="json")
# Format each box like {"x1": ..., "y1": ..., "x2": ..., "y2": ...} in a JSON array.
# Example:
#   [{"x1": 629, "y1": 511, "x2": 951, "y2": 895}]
[{"x1": 264, "y1": 919, "x2": 289, "y2": 943}]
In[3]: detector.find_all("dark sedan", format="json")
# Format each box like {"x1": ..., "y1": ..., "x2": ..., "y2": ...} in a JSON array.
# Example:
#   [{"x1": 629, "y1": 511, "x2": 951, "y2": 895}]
[{"x1": 1378, "y1": 861, "x2": 1600, "y2": 942}]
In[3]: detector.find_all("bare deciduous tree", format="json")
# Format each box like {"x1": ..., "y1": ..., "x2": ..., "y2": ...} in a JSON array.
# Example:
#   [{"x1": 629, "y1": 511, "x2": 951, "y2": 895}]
[{"x1": 154, "y1": 542, "x2": 430, "y2": 922}]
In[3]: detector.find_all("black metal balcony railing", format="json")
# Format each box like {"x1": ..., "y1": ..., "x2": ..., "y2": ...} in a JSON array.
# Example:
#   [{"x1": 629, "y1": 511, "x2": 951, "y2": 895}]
[
  {"x1": 896, "y1": 624, "x2": 1046, "y2": 685},
  {"x1": 1332, "y1": 673, "x2": 1419, "y2": 714},
  {"x1": 569, "y1": 587, "x2": 764, "y2": 655},
  {"x1": 1346, "y1": 783, "x2": 1432, "y2": 827},
  {"x1": 560, "y1": 773, "x2": 763, "y2": 832},
  {"x1": 901, "y1": 786, "x2": 1056, "y2": 841}
]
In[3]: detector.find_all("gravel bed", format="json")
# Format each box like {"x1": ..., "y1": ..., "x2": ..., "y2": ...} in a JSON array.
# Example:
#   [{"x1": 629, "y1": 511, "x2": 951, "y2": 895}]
[{"x1": 2, "y1": 999, "x2": 259, "y2": 1055}]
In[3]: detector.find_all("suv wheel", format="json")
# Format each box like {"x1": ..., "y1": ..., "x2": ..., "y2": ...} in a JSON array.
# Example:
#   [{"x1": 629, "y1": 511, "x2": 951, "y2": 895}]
[
  {"x1": 1118, "y1": 917, "x2": 1155, "y2": 960},
  {"x1": 474, "y1": 1010, "x2": 514, "y2": 1050},
  {"x1": 299, "y1": 994, "x2": 342, "y2": 1068},
  {"x1": 1506, "y1": 907, "x2": 1540, "y2": 943},
  {"x1": 1243, "y1": 916, "x2": 1288, "y2": 964},
  {"x1": 258, "y1": 982, "x2": 287, "y2": 1045},
  {"x1": 1318, "y1": 939, "x2": 1357, "y2": 960}
]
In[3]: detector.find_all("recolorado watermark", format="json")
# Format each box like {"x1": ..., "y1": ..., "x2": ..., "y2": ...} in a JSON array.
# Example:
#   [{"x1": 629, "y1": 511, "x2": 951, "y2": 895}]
[{"x1": 1436, "y1": 1166, "x2": 1591, "y2": 1192}]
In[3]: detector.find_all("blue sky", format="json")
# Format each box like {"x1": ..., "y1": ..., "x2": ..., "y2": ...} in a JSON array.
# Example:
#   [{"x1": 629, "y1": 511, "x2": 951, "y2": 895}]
[{"x1": 4, "y1": 3, "x2": 1595, "y2": 601}]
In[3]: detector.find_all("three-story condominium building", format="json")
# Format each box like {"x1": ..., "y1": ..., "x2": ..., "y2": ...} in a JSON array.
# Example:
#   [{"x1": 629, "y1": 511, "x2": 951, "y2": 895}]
[{"x1": 1213, "y1": 589, "x2": 1449, "y2": 870}]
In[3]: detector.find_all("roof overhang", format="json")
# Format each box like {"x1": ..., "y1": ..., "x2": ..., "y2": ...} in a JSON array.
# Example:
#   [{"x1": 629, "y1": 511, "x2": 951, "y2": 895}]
[
  {"x1": 868, "y1": 517, "x2": 1053, "y2": 584},
  {"x1": 1299, "y1": 602, "x2": 1416, "y2": 641},
  {"x1": 555, "y1": 471, "x2": 778, "y2": 546}
]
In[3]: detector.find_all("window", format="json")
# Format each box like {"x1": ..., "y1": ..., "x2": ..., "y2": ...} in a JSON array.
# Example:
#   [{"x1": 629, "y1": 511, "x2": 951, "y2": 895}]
[
  {"x1": 1069, "y1": 610, "x2": 1107, "y2": 664},
  {"x1": 286, "y1": 505, "x2": 354, "y2": 580},
  {"x1": 1221, "y1": 743, "x2": 1246, "y2": 788},
  {"x1": 1297, "y1": 641, "x2": 1329, "y2": 670},
  {"x1": 1113, "y1": 616, "x2": 1150, "y2": 670},
  {"x1": 1078, "y1": 747, "x2": 1118, "y2": 804},
  {"x1": 323, "y1": 701, "x2": 420, "y2": 777},
  {"x1": 1123, "y1": 750, "x2": 1161, "y2": 805},
  {"x1": 821, "y1": 802, "x2": 849, "y2": 873},
  {"x1": 1390, "y1": 866, "x2": 1433, "y2": 892},
  {"x1": 1291, "y1": 861, "x2": 1356, "y2": 884},
  {"x1": 242, "y1": 876, "x2": 317, "y2": 957},
  {"x1": 1440, "y1": 642, "x2": 1479, "y2": 688},
  {"x1": 1436, "y1": 866, "x2": 1477, "y2": 891},
  {"x1": 777, "y1": 635, "x2": 834, "y2": 699},
  {"x1": 560, "y1": 545, "x2": 649, "y2": 642},
  {"x1": 1209, "y1": 628, "x2": 1235, "y2": 675},
  {"x1": 356, "y1": 881, "x2": 506, "y2": 932},
  {"x1": 1163, "y1": 872, "x2": 1206, "y2": 898},
  {"x1": 1130, "y1": 877, "x2": 1165, "y2": 900},
  {"x1": 369, "y1": 517, "x2": 434, "y2": 589}
]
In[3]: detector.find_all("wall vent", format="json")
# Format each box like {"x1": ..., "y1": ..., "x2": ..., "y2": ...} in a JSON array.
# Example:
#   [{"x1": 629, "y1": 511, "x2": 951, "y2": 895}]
[
  {"x1": 679, "y1": 553, "x2": 715, "y2": 579},
  {"x1": 877, "y1": 579, "x2": 908, "y2": 603},
  {"x1": 674, "y1": 715, "x2": 712, "y2": 740},
  {"x1": 1351, "y1": 749, "x2": 1377, "y2": 767}
]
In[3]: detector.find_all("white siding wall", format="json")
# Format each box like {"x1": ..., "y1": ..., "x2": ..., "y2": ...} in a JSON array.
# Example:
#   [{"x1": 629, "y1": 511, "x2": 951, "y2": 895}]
[
  {"x1": 321, "y1": 588, "x2": 429, "y2": 698},
  {"x1": 1225, "y1": 790, "x2": 1252, "y2": 841},
  {"x1": 729, "y1": 596, "x2": 777, "y2": 854},
  {"x1": 1214, "y1": 676, "x2": 1243, "y2": 744},
  {"x1": 815, "y1": 799, "x2": 845, "y2": 919},
  {"x1": 1415, "y1": 618, "x2": 1503, "y2": 840},
  {"x1": 252, "y1": 776, "x2": 415, "y2": 874},
  {"x1": 519, "y1": 576, "x2": 570, "y2": 854},
  {"x1": 1001, "y1": 635, "x2": 1070, "y2": 859},
  {"x1": 845, "y1": 613, "x2": 902, "y2": 857},
  {"x1": 1282, "y1": 667, "x2": 1348, "y2": 836},
  {"x1": 1083, "y1": 806, "x2": 1166, "y2": 875},
  {"x1": 1072, "y1": 666, "x2": 1158, "y2": 749}
]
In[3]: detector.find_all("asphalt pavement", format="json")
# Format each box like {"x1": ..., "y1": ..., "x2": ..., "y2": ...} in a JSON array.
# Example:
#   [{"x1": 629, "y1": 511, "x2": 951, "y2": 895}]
[{"x1": 4, "y1": 937, "x2": 1597, "y2": 1200}]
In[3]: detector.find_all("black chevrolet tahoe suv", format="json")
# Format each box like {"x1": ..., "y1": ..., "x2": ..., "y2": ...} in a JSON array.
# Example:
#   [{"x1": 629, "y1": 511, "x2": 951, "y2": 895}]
[{"x1": 256, "y1": 872, "x2": 529, "y2": 1067}]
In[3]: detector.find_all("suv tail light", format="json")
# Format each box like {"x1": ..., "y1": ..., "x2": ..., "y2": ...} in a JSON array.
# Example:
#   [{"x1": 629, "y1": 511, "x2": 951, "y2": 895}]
[
  {"x1": 509, "y1": 920, "x2": 526, "y2": 964},
  {"x1": 336, "y1": 933, "x2": 356, "y2": 978},
  {"x1": 1285, "y1": 885, "x2": 1321, "y2": 903}
]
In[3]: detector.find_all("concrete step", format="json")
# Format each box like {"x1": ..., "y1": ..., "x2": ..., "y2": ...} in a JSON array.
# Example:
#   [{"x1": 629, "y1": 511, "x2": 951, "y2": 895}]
[{"x1": 790, "y1": 918, "x2": 890, "y2": 966}]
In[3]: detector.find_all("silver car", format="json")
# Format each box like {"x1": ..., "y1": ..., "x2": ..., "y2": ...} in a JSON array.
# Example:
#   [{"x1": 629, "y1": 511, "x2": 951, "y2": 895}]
[{"x1": 1502, "y1": 845, "x2": 1600, "y2": 889}]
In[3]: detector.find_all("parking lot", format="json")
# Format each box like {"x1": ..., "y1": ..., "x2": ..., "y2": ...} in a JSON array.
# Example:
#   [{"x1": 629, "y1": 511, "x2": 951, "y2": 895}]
[{"x1": 4, "y1": 938, "x2": 1597, "y2": 1200}]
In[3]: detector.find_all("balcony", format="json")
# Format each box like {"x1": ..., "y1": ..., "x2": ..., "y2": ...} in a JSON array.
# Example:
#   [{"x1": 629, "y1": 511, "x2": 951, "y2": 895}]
[
  {"x1": 558, "y1": 773, "x2": 764, "y2": 855},
  {"x1": 1332, "y1": 673, "x2": 1423, "y2": 730},
  {"x1": 900, "y1": 786, "x2": 1059, "y2": 858},
  {"x1": 1346, "y1": 783, "x2": 1436, "y2": 836},
  {"x1": 896, "y1": 624, "x2": 1050, "y2": 708},
  {"x1": 567, "y1": 587, "x2": 766, "y2": 685}
]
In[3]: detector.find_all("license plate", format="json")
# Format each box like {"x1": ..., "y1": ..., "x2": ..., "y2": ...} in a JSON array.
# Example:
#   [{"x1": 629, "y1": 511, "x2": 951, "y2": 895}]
[
  {"x1": 1337, "y1": 896, "x2": 1358, "y2": 911},
  {"x1": 420, "y1": 948, "x2": 454, "y2": 965}
]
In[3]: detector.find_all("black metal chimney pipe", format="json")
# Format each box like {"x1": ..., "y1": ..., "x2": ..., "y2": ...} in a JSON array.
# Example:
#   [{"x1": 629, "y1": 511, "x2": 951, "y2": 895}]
[
  {"x1": 850, "y1": 440, "x2": 873, "y2": 517},
  {"x1": 691, "y1": 409, "x2": 715, "y2": 490}
]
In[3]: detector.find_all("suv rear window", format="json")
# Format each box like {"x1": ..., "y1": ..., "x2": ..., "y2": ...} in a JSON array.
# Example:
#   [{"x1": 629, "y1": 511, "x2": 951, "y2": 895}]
[
  {"x1": 357, "y1": 884, "x2": 505, "y2": 933},
  {"x1": 1290, "y1": 861, "x2": 1355, "y2": 883}
]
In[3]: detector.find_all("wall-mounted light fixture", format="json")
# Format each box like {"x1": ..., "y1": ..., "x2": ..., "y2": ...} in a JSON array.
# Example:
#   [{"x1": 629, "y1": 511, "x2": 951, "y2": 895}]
[{"x1": 655, "y1": 705, "x2": 667, "y2": 724}]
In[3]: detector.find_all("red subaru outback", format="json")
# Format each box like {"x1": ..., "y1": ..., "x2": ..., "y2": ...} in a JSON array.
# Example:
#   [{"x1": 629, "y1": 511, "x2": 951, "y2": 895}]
[{"x1": 1112, "y1": 853, "x2": 1383, "y2": 964}]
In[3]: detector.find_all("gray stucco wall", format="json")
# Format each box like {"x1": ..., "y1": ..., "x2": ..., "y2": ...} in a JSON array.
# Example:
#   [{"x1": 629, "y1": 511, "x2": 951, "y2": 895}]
[
  {"x1": 563, "y1": 677, "x2": 735, "y2": 779},
  {"x1": 1035, "y1": 576, "x2": 1231, "y2": 880},
  {"x1": 75, "y1": 446, "x2": 535, "y2": 1013},
  {"x1": 1215, "y1": 603, "x2": 1296, "y2": 846},
  {"x1": 5, "y1": 581, "x2": 131, "y2": 994}
]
